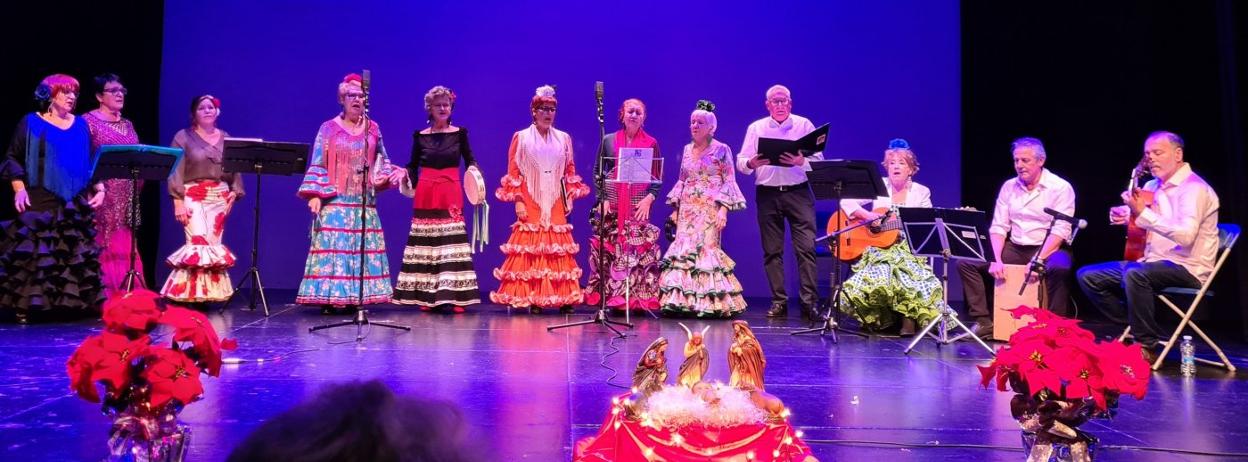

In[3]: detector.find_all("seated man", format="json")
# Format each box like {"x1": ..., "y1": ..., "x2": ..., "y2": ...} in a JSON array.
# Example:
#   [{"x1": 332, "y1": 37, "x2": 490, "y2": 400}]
[
  {"x1": 957, "y1": 137, "x2": 1076, "y2": 338},
  {"x1": 1076, "y1": 131, "x2": 1219, "y2": 362}
]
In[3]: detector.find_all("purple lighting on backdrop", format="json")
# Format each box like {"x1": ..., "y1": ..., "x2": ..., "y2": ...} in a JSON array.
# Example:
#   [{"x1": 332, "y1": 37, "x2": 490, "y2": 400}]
[{"x1": 157, "y1": 1, "x2": 960, "y2": 300}]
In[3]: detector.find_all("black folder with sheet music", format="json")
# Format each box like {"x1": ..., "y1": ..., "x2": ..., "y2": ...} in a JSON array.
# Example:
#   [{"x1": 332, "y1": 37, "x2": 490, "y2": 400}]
[{"x1": 757, "y1": 123, "x2": 829, "y2": 164}]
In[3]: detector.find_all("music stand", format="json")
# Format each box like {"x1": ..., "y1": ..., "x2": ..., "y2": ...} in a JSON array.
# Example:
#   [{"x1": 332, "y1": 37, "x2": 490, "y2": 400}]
[
  {"x1": 792, "y1": 160, "x2": 886, "y2": 341},
  {"x1": 221, "y1": 138, "x2": 309, "y2": 316},
  {"x1": 93, "y1": 144, "x2": 184, "y2": 291},
  {"x1": 897, "y1": 206, "x2": 996, "y2": 355}
]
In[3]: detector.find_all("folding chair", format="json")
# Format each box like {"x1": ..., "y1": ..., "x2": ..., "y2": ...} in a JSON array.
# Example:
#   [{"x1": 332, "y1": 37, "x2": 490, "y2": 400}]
[{"x1": 1119, "y1": 223, "x2": 1239, "y2": 371}]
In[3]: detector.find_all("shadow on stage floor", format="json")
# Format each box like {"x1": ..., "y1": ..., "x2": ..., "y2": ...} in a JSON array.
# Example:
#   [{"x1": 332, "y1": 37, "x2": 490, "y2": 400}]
[{"x1": 2, "y1": 292, "x2": 1247, "y2": 461}]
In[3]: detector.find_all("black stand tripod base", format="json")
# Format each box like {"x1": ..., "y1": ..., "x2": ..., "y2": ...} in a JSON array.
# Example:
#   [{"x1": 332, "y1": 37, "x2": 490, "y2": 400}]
[
  {"x1": 547, "y1": 310, "x2": 632, "y2": 338},
  {"x1": 226, "y1": 267, "x2": 269, "y2": 316},
  {"x1": 309, "y1": 309, "x2": 411, "y2": 342}
]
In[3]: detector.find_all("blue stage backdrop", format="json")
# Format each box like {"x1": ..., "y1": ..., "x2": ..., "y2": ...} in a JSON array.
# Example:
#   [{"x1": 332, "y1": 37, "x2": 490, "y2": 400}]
[{"x1": 158, "y1": 0, "x2": 961, "y2": 302}]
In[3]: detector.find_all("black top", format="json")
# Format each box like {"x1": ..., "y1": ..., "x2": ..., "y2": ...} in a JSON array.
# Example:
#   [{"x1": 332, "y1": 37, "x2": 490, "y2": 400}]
[{"x1": 407, "y1": 127, "x2": 476, "y2": 186}]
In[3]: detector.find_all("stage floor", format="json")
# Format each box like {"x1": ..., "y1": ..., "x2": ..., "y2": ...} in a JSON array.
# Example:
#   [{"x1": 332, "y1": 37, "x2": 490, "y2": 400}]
[{"x1": 2, "y1": 295, "x2": 1247, "y2": 461}]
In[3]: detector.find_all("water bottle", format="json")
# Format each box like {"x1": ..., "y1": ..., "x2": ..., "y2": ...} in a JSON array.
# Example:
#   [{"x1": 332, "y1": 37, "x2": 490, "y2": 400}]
[{"x1": 1180, "y1": 335, "x2": 1196, "y2": 377}]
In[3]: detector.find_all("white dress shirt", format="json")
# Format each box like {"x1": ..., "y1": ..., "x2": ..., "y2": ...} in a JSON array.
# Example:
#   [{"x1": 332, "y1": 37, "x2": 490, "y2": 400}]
[
  {"x1": 989, "y1": 168, "x2": 1076, "y2": 246},
  {"x1": 736, "y1": 114, "x2": 823, "y2": 186},
  {"x1": 839, "y1": 179, "x2": 933, "y2": 214},
  {"x1": 1136, "y1": 163, "x2": 1220, "y2": 284}
]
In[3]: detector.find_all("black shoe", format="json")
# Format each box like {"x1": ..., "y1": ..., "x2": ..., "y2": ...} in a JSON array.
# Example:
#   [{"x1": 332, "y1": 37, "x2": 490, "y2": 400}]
[
  {"x1": 766, "y1": 303, "x2": 788, "y2": 318},
  {"x1": 900, "y1": 318, "x2": 917, "y2": 337},
  {"x1": 970, "y1": 322, "x2": 994, "y2": 339},
  {"x1": 529, "y1": 306, "x2": 543, "y2": 314},
  {"x1": 560, "y1": 305, "x2": 575, "y2": 314},
  {"x1": 1139, "y1": 343, "x2": 1160, "y2": 364},
  {"x1": 320, "y1": 305, "x2": 334, "y2": 315}
]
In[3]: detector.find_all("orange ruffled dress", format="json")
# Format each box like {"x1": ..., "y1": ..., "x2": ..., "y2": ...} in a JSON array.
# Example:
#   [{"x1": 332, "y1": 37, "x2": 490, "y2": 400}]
[{"x1": 490, "y1": 125, "x2": 590, "y2": 308}]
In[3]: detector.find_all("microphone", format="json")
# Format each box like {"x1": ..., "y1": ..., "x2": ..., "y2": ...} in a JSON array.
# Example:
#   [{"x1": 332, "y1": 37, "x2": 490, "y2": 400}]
[
  {"x1": 1043, "y1": 207, "x2": 1088, "y2": 229},
  {"x1": 593, "y1": 81, "x2": 604, "y2": 124}
]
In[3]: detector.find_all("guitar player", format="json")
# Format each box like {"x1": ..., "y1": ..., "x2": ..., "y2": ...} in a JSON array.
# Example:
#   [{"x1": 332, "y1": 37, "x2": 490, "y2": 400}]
[
  {"x1": 1075, "y1": 131, "x2": 1220, "y2": 363},
  {"x1": 836, "y1": 139, "x2": 937, "y2": 336},
  {"x1": 956, "y1": 137, "x2": 1077, "y2": 340}
]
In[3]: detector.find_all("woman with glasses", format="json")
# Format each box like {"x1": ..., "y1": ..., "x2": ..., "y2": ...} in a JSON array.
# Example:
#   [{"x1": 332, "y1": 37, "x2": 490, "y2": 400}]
[
  {"x1": 160, "y1": 94, "x2": 244, "y2": 306},
  {"x1": 0, "y1": 74, "x2": 106, "y2": 322},
  {"x1": 392, "y1": 85, "x2": 481, "y2": 313},
  {"x1": 491, "y1": 85, "x2": 590, "y2": 314},
  {"x1": 585, "y1": 98, "x2": 663, "y2": 313},
  {"x1": 296, "y1": 74, "x2": 406, "y2": 314},
  {"x1": 82, "y1": 73, "x2": 143, "y2": 296}
]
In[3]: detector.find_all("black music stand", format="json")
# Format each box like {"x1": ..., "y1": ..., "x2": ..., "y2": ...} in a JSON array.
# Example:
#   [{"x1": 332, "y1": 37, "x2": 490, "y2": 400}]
[
  {"x1": 792, "y1": 160, "x2": 886, "y2": 341},
  {"x1": 93, "y1": 144, "x2": 183, "y2": 291},
  {"x1": 897, "y1": 207, "x2": 996, "y2": 355},
  {"x1": 221, "y1": 138, "x2": 309, "y2": 316}
]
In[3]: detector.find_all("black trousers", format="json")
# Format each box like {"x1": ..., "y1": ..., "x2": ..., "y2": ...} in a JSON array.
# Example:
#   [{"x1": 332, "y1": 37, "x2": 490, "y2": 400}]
[
  {"x1": 956, "y1": 240, "x2": 1073, "y2": 321},
  {"x1": 755, "y1": 183, "x2": 818, "y2": 310},
  {"x1": 1076, "y1": 260, "x2": 1200, "y2": 347}
]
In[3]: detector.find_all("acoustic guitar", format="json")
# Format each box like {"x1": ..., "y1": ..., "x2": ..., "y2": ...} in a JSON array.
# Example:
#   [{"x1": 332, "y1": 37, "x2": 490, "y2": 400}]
[
  {"x1": 826, "y1": 207, "x2": 900, "y2": 261},
  {"x1": 1123, "y1": 156, "x2": 1154, "y2": 261}
]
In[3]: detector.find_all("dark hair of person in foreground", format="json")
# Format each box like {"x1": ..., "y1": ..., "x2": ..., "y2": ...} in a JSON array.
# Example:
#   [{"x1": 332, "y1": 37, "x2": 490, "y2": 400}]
[{"x1": 227, "y1": 380, "x2": 482, "y2": 462}]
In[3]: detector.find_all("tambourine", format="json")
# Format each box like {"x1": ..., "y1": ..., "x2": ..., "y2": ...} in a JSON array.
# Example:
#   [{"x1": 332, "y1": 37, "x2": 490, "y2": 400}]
[
  {"x1": 463, "y1": 165, "x2": 487, "y2": 205},
  {"x1": 463, "y1": 165, "x2": 489, "y2": 252}
]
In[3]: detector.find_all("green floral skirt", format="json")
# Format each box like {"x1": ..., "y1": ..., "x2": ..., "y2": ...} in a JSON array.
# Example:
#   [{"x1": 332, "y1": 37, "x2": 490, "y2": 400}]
[{"x1": 839, "y1": 239, "x2": 942, "y2": 330}]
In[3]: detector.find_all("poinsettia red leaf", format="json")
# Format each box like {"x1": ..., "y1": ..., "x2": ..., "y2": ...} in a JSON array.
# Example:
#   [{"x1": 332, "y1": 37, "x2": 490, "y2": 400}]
[{"x1": 143, "y1": 348, "x2": 204, "y2": 408}]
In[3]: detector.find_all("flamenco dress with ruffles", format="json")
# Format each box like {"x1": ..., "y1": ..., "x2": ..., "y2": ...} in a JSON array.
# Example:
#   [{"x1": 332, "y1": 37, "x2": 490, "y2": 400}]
[
  {"x1": 392, "y1": 128, "x2": 481, "y2": 309},
  {"x1": 296, "y1": 119, "x2": 398, "y2": 306},
  {"x1": 160, "y1": 128, "x2": 242, "y2": 303},
  {"x1": 490, "y1": 125, "x2": 589, "y2": 310},
  {"x1": 0, "y1": 114, "x2": 105, "y2": 322},
  {"x1": 658, "y1": 140, "x2": 748, "y2": 317},
  {"x1": 584, "y1": 130, "x2": 663, "y2": 311},
  {"x1": 83, "y1": 111, "x2": 143, "y2": 296}
]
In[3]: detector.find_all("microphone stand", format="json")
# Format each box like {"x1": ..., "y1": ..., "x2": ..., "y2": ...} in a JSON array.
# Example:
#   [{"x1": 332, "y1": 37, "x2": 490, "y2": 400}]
[
  {"x1": 310, "y1": 71, "x2": 410, "y2": 341},
  {"x1": 548, "y1": 82, "x2": 632, "y2": 338},
  {"x1": 1018, "y1": 218, "x2": 1059, "y2": 308}
]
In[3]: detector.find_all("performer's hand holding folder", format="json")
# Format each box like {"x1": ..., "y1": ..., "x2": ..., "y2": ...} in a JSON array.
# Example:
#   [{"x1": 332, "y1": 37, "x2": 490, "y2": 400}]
[{"x1": 757, "y1": 123, "x2": 829, "y2": 165}]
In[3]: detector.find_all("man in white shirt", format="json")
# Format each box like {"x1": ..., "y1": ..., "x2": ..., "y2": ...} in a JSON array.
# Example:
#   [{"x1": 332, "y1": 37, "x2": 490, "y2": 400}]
[
  {"x1": 737, "y1": 85, "x2": 823, "y2": 319},
  {"x1": 957, "y1": 137, "x2": 1077, "y2": 338},
  {"x1": 1076, "y1": 131, "x2": 1219, "y2": 361}
]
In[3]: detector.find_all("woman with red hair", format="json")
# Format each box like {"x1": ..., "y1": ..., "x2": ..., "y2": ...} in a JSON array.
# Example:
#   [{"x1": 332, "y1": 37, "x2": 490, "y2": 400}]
[
  {"x1": 491, "y1": 85, "x2": 590, "y2": 313},
  {"x1": 160, "y1": 94, "x2": 244, "y2": 306},
  {"x1": 0, "y1": 74, "x2": 106, "y2": 322},
  {"x1": 296, "y1": 74, "x2": 406, "y2": 314},
  {"x1": 584, "y1": 98, "x2": 664, "y2": 312}
]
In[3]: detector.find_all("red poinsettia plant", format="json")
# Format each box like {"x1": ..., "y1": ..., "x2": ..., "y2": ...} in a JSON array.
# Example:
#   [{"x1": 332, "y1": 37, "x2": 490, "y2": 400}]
[
  {"x1": 66, "y1": 289, "x2": 237, "y2": 429},
  {"x1": 978, "y1": 306, "x2": 1151, "y2": 411}
]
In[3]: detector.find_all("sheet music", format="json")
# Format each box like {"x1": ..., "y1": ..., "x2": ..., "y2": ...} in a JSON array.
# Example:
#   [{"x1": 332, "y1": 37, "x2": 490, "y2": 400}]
[{"x1": 616, "y1": 147, "x2": 655, "y2": 183}]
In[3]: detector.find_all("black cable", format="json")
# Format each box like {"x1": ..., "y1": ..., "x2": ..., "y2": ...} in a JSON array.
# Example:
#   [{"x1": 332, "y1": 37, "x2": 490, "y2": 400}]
[{"x1": 601, "y1": 333, "x2": 631, "y2": 390}]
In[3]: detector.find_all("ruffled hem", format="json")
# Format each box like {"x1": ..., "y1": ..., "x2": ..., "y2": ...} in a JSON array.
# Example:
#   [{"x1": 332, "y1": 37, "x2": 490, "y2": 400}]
[
  {"x1": 498, "y1": 222, "x2": 580, "y2": 256},
  {"x1": 563, "y1": 175, "x2": 591, "y2": 200},
  {"x1": 296, "y1": 294, "x2": 392, "y2": 306},
  {"x1": 489, "y1": 290, "x2": 584, "y2": 309},
  {"x1": 493, "y1": 266, "x2": 583, "y2": 282},
  {"x1": 164, "y1": 245, "x2": 237, "y2": 270},
  {"x1": 584, "y1": 292, "x2": 660, "y2": 310},
  {"x1": 495, "y1": 174, "x2": 524, "y2": 202},
  {"x1": 0, "y1": 196, "x2": 105, "y2": 316},
  {"x1": 658, "y1": 291, "x2": 747, "y2": 318},
  {"x1": 161, "y1": 269, "x2": 233, "y2": 302}
]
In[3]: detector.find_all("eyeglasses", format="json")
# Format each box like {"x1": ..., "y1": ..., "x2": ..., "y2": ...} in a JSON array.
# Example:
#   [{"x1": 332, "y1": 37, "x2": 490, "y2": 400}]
[
  {"x1": 768, "y1": 98, "x2": 791, "y2": 105},
  {"x1": 103, "y1": 88, "x2": 128, "y2": 95},
  {"x1": 535, "y1": 106, "x2": 557, "y2": 113},
  {"x1": 345, "y1": 92, "x2": 366, "y2": 100}
]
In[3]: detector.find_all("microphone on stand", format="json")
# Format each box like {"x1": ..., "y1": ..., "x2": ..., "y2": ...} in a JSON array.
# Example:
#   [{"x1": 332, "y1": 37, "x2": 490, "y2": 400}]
[{"x1": 1043, "y1": 207, "x2": 1088, "y2": 230}]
